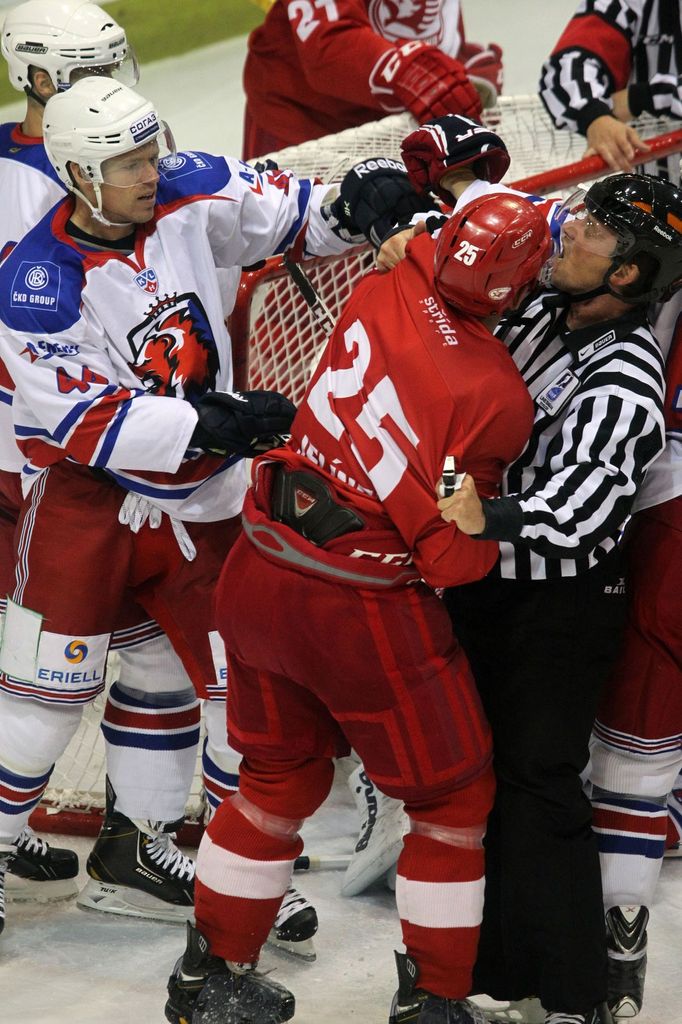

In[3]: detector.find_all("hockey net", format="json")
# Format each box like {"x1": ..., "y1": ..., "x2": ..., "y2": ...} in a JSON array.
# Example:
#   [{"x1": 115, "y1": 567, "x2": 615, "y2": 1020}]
[{"x1": 33, "y1": 95, "x2": 682, "y2": 840}]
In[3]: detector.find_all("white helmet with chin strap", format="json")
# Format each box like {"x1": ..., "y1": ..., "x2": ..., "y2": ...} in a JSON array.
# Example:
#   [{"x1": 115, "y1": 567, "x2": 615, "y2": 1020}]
[
  {"x1": 43, "y1": 76, "x2": 175, "y2": 221},
  {"x1": 1, "y1": 0, "x2": 138, "y2": 98}
]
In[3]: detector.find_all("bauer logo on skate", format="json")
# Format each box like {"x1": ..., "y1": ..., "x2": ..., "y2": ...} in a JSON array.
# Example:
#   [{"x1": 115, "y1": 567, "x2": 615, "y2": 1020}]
[
  {"x1": 64, "y1": 641, "x2": 88, "y2": 663},
  {"x1": 127, "y1": 292, "x2": 219, "y2": 401},
  {"x1": 10, "y1": 261, "x2": 60, "y2": 311}
]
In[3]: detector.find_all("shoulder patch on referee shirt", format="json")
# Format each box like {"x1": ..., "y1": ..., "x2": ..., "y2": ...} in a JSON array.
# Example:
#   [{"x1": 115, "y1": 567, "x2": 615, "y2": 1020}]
[{"x1": 537, "y1": 368, "x2": 580, "y2": 416}]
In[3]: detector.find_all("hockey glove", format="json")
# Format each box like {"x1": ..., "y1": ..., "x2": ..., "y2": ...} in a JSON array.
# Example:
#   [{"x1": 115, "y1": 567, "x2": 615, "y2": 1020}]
[
  {"x1": 401, "y1": 115, "x2": 510, "y2": 204},
  {"x1": 387, "y1": 43, "x2": 482, "y2": 124},
  {"x1": 327, "y1": 158, "x2": 436, "y2": 249},
  {"x1": 460, "y1": 41, "x2": 503, "y2": 109},
  {"x1": 190, "y1": 390, "x2": 296, "y2": 458}
]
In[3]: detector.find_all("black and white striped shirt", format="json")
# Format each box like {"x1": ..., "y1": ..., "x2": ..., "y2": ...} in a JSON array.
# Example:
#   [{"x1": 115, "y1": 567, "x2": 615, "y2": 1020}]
[
  {"x1": 479, "y1": 290, "x2": 666, "y2": 580},
  {"x1": 539, "y1": 0, "x2": 682, "y2": 178}
]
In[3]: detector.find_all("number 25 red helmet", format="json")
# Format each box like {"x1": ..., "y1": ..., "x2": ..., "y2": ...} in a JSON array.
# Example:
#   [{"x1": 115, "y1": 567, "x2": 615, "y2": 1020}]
[{"x1": 434, "y1": 192, "x2": 553, "y2": 317}]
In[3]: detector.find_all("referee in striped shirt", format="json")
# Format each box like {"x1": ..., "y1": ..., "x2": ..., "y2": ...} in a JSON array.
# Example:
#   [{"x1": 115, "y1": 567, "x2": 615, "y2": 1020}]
[
  {"x1": 438, "y1": 174, "x2": 682, "y2": 1024},
  {"x1": 540, "y1": 0, "x2": 682, "y2": 179}
]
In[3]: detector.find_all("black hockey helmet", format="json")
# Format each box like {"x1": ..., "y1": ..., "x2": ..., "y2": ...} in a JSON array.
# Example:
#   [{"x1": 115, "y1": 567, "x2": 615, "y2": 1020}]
[{"x1": 584, "y1": 173, "x2": 682, "y2": 302}]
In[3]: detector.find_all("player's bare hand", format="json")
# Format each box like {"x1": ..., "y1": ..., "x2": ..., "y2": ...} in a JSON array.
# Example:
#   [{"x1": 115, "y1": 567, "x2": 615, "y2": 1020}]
[
  {"x1": 584, "y1": 116, "x2": 650, "y2": 172},
  {"x1": 437, "y1": 474, "x2": 485, "y2": 534},
  {"x1": 376, "y1": 220, "x2": 427, "y2": 272}
]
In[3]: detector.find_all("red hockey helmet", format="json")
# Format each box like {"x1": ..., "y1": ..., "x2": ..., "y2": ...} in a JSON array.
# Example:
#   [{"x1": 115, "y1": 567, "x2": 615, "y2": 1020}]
[{"x1": 434, "y1": 192, "x2": 553, "y2": 317}]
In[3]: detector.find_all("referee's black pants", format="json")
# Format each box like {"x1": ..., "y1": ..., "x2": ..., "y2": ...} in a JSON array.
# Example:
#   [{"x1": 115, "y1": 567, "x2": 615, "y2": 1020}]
[{"x1": 443, "y1": 552, "x2": 627, "y2": 1015}]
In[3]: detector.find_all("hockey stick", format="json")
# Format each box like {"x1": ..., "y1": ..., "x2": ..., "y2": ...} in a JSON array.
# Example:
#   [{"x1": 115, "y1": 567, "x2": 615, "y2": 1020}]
[
  {"x1": 293, "y1": 854, "x2": 353, "y2": 872},
  {"x1": 283, "y1": 254, "x2": 337, "y2": 338}
]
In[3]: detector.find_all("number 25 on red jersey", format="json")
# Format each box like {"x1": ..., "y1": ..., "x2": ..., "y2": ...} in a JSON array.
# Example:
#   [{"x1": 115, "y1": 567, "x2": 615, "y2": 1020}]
[{"x1": 306, "y1": 317, "x2": 420, "y2": 501}]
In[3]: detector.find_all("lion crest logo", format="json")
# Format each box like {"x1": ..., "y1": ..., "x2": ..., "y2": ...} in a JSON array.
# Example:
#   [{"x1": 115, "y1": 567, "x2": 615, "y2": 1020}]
[{"x1": 127, "y1": 292, "x2": 219, "y2": 402}]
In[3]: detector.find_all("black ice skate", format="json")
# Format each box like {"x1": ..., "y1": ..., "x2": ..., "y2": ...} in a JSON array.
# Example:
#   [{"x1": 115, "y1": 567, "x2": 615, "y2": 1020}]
[
  {"x1": 389, "y1": 951, "x2": 489, "y2": 1024},
  {"x1": 165, "y1": 920, "x2": 295, "y2": 1024},
  {"x1": 5, "y1": 826, "x2": 79, "y2": 904},
  {"x1": 267, "y1": 885, "x2": 318, "y2": 961},
  {"x1": 76, "y1": 780, "x2": 195, "y2": 923},
  {"x1": 605, "y1": 905, "x2": 649, "y2": 1020}
]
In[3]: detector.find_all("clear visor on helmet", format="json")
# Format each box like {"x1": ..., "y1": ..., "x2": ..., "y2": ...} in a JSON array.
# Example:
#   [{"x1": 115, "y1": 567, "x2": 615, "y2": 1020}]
[
  {"x1": 554, "y1": 187, "x2": 632, "y2": 259},
  {"x1": 65, "y1": 45, "x2": 140, "y2": 90},
  {"x1": 97, "y1": 123, "x2": 176, "y2": 187}
]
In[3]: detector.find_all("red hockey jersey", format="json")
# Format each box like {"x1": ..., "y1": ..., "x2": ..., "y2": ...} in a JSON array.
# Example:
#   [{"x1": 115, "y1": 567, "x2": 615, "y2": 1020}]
[
  {"x1": 249, "y1": 230, "x2": 534, "y2": 589},
  {"x1": 244, "y1": 0, "x2": 466, "y2": 148}
]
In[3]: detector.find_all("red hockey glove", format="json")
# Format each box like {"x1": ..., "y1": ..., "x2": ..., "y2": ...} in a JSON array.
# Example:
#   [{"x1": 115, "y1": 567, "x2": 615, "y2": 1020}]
[
  {"x1": 460, "y1": 41, "x2": 503, "y2": 108},
  {"x1": 389, "y1": 43, "x2": 482, "y2": 123},
  {"x1": 401, "y1": 114, "x2": 510, "y2": 204}
]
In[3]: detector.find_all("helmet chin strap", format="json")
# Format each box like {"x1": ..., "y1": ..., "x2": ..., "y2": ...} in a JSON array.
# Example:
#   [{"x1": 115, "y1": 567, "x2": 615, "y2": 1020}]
[{"x1": 74, "y1": 180, "x2": 134, "y2": 230}]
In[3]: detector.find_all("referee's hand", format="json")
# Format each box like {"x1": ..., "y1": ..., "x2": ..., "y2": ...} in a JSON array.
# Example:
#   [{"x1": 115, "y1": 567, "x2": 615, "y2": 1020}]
[{"x1": 437, "y1": 474, "x2": 485, "y2": 534}]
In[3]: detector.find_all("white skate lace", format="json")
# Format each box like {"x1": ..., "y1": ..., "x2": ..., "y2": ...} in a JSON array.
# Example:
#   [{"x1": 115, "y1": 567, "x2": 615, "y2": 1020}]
[
  {"x1": 544, "y1": 1015, "x2": 589, "y2": 1023},
  {"x1": 274, "y1": 887, "x2": 311, "y2": 928},
  {"x1": 13, "y1": 826, "x2": 48, "y2": 858},
  {"x1": 144, "y1": 832, "x2": 196, "y2": 881}
]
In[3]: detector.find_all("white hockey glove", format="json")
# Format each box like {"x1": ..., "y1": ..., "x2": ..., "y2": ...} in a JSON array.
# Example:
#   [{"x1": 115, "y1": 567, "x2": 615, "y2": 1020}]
[{"x1": 119, "y1": 493, "x2": 197, "y2": 562}]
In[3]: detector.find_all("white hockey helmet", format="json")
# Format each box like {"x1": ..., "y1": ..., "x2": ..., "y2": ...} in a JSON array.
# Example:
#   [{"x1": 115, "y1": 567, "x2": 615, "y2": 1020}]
[
  {"x1": 1, "y1": 0, "x2": 138, "y2": 94},
  {"x1": 44, "y1": 77, "x2": 174, "y2": 218}
]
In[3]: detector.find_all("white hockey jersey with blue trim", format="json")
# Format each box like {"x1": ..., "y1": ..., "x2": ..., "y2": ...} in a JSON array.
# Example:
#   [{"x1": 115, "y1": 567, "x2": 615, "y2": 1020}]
[
  {"x1": 0, "y1": 122, "x2": 65, "y2": 472},
  {"x1": 0, "y1": 151, "x2": 354, "y2": 520}
]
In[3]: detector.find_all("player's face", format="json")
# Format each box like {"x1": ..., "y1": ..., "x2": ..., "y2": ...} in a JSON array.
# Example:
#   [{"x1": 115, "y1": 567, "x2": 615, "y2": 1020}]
[
  {"x1": 99, "y1": 142, "x2": 161, "y2": 224},
  {"x1": 550, "y1": 213, "x2": 618, "y2": 294}
]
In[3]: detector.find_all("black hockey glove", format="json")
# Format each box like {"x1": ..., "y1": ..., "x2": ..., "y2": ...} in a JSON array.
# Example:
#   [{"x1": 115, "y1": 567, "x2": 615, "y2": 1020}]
[
  {"x1": 191, "y1": 390, "x2": 296, "y2": 457},
  {"x1": 401, "y1": 114, "x2": 510, "y2": 204},
  {"x1": 326, "y1": 157, "x2": 437, "y2": 249}
]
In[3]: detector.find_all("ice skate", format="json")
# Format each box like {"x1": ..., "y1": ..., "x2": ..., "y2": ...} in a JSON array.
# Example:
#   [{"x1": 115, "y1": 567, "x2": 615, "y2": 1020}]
[
  {"x1": 389, "y1": 951, "x2": 488, "y2": 1024},
  {"x1": 267, "y1": 885, "x2": 318, "y2": 961},
  {"x1": 5, "y1": 826, "x2": 79, "y2": 903},
  {"x1": 342, "y1": 764, "x2": 408, "y2": 897},
  {"x1": 545, "y1": 1009, "x2": 612, "y2": 1024},
  {"x1": 165, "y1": 920, "x2": 295, "y2": 1024},
  {"x1": 76, "y1": 781, "x2": 195, "y2": 923},
  {"x1": 478, "y1": 998, "x2": 546, "y2": 1023},
  {"x1": 605, "y1": 905, "x2": 648, "y2": 1020}
]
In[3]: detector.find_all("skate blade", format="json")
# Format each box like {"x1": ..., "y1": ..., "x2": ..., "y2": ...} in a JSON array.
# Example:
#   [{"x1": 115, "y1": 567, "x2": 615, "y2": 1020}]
[
  {"x1": 475, "y1": 997, "x2": 546, "y2": 1024},
  {"x1": 76, "y1": 878, "x2": 193, "y2": 923},
  {"x1": 5, "y1": 873, "x2": 79, "y2": 904},
  {"x1": 266, "y1": 928, "x2": 316, "y2": 962}
]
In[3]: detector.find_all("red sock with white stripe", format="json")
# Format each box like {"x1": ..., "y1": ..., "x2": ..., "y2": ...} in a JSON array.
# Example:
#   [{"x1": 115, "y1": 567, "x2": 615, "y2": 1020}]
[
  {"x1": 194, "y1": 793, "x2": 303, "y2": 963},
  {"x1": 395, "y1": 828, "x2": 485, "y2": 999}
]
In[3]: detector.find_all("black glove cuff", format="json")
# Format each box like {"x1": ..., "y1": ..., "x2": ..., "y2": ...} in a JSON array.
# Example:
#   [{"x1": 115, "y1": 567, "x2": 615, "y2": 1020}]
[
  {"x1": 575, "y1": 98, "x2": 613, "y2": 135},
  {"x1": 475, "y1": 497, "x2": 525, "y2": 541},
  {"x1": 628, "y1": 83, "x2": 655, "y2": 118}
]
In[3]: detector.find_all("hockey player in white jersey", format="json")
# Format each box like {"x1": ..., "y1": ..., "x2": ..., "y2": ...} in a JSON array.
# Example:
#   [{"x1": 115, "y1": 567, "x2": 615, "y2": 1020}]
[
  {"x1": 0, "y1": 0, "x2": 207, "y2": 936},
  {"x1": 0, "y1": 70, "x2": 429, "y2": 947},
  {"x1": 0, "y1": 1, "x2": 329, "y2": 950}
]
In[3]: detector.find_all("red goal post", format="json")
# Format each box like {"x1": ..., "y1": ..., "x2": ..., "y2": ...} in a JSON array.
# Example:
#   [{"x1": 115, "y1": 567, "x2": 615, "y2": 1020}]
[{"x1": 31, "y1": 96, "x2": 682, "y2": 841}]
